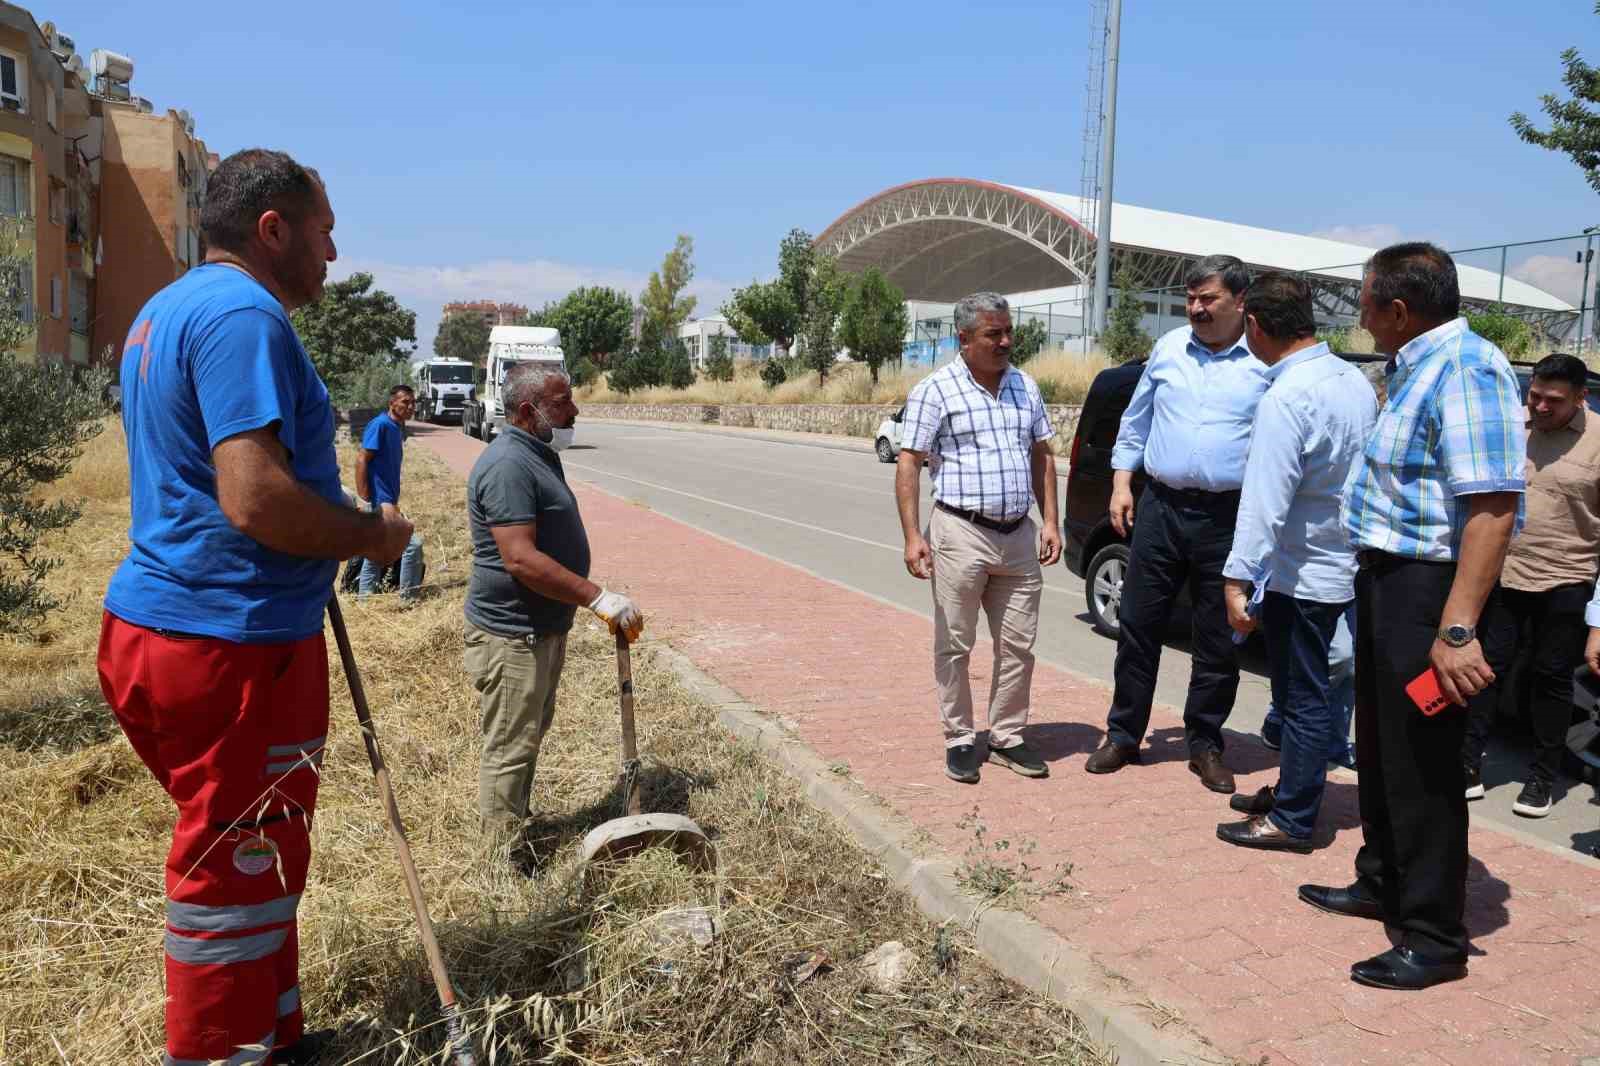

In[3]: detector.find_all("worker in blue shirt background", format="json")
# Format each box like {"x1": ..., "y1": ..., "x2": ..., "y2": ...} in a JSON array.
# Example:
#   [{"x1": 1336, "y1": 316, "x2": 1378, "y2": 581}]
[{"x1": 355, "y1": 384, "x2": 425, "y2": 601}]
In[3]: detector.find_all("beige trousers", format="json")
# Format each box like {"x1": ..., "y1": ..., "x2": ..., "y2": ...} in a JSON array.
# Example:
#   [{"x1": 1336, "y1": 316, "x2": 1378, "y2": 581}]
[
  {"x1": 464, "y1": 621, "x2": 568, "y2": 834},
  {"x1": 929, "y1": 506, "x2": 1043, "y2": 749}
]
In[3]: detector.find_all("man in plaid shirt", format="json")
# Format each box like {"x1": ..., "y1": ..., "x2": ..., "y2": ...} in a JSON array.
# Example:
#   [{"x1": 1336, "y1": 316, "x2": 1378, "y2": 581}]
[
  {"x1": 895, "y1": 292, "x2": 1061, "y2": 784},
  {"x1": 1301, "y1": 243, "x2": 1525, "y2": 992}
]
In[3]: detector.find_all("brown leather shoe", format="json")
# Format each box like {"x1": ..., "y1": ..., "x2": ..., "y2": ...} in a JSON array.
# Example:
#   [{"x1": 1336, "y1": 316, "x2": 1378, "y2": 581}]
[
  {"x1": 1084, "y1": 739, "x2": 1140, "y2": 774},
  {"x1": 1189, "y1": 749, "x2": 1236, "y2": 794},
  {"x1": 1216, "y1": 814, "x2": 1314, "y2": 852}
]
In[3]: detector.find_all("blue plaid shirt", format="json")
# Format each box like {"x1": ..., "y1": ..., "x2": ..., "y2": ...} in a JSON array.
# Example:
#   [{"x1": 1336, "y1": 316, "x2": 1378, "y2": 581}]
[
  {"x1": 903, "y1": 358, "x2": 1053, "y2": 523},
  {"x1": 1340, "y1": 318, "x2": 1526, "y2": 561}
]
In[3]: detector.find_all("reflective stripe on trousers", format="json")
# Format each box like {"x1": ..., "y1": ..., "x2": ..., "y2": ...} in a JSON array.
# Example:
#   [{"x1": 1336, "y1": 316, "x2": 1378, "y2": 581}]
[{"x1": 98, "y1": 612, "x2": 328, "y2": 1066}]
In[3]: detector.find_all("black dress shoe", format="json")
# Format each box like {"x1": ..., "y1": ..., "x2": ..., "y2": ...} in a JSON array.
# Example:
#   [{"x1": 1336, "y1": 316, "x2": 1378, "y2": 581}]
[
  {"x1": 946, "y1": 744, "x2": 980, "y2": 784},
  {"x1": 988, "y1": 740, "x2": 1048, "y2": 778},
  {"x1": 1297, "y1": 882, "x2": 1384, "y2": 921},
  {"x1": 1350, "y1": 946, "x2": 1466, "y2": 990},
  {"x1": 1084, "y1": 739, "x2": 1140, "y2": 774},
  {"x1": 1229, "y1": 785, "x2": 1275, "y2": 814},
  {"x1": 1188, "y1": 749, "x2": 1236, "y2": 794},
  {"x1": 1216, "y1": 814, "x2": 1314, "y2": 852}
]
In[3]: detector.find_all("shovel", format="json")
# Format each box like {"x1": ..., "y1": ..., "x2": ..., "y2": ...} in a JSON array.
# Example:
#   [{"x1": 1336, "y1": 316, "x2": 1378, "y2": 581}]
[{"x1": 579, "y1": 630, "x2": 715, "y2": 871}]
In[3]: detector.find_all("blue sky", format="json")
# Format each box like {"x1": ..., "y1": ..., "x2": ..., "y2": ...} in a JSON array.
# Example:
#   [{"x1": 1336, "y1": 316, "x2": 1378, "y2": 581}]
[{"x1": 50, "y1": 0, "x2": 1600, "y2": 352}]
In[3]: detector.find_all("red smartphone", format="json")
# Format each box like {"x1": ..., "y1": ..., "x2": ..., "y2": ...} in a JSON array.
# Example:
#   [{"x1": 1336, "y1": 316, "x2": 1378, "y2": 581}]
[{"x1": 1405, "y1": 667, "x2": 1453, "y2": 717}]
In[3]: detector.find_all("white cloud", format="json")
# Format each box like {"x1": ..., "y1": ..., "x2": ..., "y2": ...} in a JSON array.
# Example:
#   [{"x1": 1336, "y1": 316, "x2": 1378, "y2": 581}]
[
  {"x1": 1508, "y1": 253, "x2": 1589, "y2": 308},
  {"x1": 1310, "y1": 223, "x2": 1405, "y2": 249},
  {"x1": 328, "y1": 257, "x2": 738, "y2": 359}
]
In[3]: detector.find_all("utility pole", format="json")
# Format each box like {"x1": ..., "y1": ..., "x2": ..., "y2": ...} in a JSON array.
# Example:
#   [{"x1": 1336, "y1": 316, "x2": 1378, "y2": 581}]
[
  {"x1": 1091, "y1": 0, "x2": 1123, "y2": 335},
  {"x1": 1581, "y1": 225, "x2": 1598, "y2": 353}
]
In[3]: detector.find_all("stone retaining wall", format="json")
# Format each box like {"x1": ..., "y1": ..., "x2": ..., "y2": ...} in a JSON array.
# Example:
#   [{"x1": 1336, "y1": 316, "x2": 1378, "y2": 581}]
[{"x1": 583, "y1": 402, "x2": 1084, "y2": 443}]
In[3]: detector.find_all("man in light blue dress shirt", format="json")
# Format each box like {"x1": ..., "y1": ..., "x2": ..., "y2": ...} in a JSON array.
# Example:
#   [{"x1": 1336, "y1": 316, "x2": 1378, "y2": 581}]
[
  {"x1": 1085, "y1": 255, "x2": 1270, "y2": 795},
  {"x1": 1214, "y1": 273, "x2": 1377, "y2": 851}
]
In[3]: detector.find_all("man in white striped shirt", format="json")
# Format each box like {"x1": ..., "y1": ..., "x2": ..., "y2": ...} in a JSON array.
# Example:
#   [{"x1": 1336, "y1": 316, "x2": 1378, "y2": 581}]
[{"x1": 896, "y1": 292, "x2": 1062, "y2": 784}]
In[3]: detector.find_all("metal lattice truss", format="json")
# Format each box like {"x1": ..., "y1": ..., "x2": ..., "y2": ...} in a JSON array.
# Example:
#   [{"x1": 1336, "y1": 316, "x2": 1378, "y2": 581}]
[
  {"x1": 816, "y1": 180, "x2": 1097, "y2": 303},
  {"x1": 816, "y1": 180, "x2": 1273, "y2": 311}
]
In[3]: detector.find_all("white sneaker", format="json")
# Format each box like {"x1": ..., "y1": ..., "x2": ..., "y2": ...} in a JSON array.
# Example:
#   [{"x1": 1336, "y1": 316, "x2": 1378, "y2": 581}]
[
  {"x1": 1511, "y1": 779, "x2": 1553, "y2": 818},
  {"x1": 1463, "y1": 765, "x2": 1485, "y2": 801}
]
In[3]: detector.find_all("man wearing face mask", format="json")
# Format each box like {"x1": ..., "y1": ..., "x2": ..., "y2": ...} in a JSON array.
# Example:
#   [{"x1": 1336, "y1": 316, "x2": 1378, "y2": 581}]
[{"x1": 463, "y1": 362, "x2": 643, "y2": 863}]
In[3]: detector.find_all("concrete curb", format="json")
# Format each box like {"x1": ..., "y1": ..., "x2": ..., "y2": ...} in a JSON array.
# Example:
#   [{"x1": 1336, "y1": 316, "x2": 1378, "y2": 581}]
[{"x1": 649, "y1": 640, "x2": 1229, "y2": 1066}]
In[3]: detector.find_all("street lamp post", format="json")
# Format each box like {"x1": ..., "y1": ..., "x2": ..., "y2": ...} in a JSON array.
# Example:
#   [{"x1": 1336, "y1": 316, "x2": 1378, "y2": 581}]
[
  {"x1": 1090, "y1": 0, "x2": 1123, "y2": 336},
  {"x1": 1581, "y1": 225, "x2": 1599, "y2": 353}
]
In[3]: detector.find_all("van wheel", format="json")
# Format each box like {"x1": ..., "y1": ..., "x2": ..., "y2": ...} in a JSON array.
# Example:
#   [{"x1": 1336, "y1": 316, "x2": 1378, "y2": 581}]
[
  {"x1": 875, "y1": 437, "x2": 896, "y2": 463},
  {"x1": 1085, "y1": 543, "x2": 1130, "y2": 638}
]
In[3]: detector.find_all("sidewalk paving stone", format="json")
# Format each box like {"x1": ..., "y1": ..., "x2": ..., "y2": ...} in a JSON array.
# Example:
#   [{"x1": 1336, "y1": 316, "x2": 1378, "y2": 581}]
[{"x1": 418, "y1": 428, "x2": 1600, "y2": 1066}]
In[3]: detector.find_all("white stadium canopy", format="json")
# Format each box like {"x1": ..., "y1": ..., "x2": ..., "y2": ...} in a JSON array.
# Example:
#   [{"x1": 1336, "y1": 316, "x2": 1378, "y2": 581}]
[{"x1": 815, "y1": 178, "x2": 1571, "y2": 324}]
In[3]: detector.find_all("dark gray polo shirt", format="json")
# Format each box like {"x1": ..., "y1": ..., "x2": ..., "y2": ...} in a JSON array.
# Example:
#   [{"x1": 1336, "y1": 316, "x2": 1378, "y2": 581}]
[{"x1": 465, "y1": 424, "x2": 591, "y2": 637}]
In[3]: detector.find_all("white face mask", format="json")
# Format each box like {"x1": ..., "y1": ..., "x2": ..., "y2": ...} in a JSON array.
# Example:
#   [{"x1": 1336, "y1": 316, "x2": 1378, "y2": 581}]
[{"x1": 533, "y1": 405, "x2": 574, "y2": 451}]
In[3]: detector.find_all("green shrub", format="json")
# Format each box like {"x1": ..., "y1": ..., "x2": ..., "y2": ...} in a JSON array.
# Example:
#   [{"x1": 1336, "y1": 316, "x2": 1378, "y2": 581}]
[
  {"x1": 327, "y1": 352, "x2": 414, "y2": 409},
  {"x1": 1013, "y1": 319, "x2": 1049, "y2": 364},
  {"x1": 1466, "y1": 306, "x2": 1534, "y2": 358},
  {"x1": 567, "y1": 356, "x2": 599, "y2": 388},
  {"x1": 760, "y1": 358, "x2": 787, "y2": 389},
  {"x1": 703, "y1": 335, "x2": 735, "y2": 382},
  {"x1": 0, "y1": 354, "x2": 109, "y2": 631},
  {"x1": 1101, "y1": 265, "x2": 1153, "y2": 364}
]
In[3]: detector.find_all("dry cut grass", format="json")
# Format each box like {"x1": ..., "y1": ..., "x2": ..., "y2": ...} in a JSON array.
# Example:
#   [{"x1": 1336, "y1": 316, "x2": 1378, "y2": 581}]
[
  {"x1": 0, "y1": 423, "x2": 1112, "y2": 1065},
  {"x1": 577, "y1": 349, "x2": 1113, "y2": 409}
]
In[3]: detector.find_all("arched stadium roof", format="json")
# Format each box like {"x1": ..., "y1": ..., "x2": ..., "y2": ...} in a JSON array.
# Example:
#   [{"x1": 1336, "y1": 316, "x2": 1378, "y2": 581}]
[{"x1": 815, "y1": 178, "x2": 1571, "y2": 316}]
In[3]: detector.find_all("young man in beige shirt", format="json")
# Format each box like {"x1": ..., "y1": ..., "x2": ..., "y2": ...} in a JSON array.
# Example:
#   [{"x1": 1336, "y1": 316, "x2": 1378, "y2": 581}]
[{"x1": 1464, "y1": 353, "x2": 1598, "y2": 817}]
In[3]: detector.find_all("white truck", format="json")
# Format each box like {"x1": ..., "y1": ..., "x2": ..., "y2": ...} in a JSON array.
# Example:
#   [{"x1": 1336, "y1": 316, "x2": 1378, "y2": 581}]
[
  {"x1": 416, "y1": 357, "x2": 476, "y2": 423},
  {"x1": 461, "y1": 325, "x2": 568, "y2": 443}
]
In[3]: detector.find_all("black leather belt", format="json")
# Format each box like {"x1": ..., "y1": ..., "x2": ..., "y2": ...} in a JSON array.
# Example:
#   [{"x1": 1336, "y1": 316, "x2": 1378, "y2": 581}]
[
  {"x1": 1356, "y1": 549, "x2": 1450, "y2": 571},
  {"x1": 1150, "y1": 480, "x2": 1241, "y2": 507},
  {"x1": 935, "y1": 500, "x2": 1026, "y2": 534}
]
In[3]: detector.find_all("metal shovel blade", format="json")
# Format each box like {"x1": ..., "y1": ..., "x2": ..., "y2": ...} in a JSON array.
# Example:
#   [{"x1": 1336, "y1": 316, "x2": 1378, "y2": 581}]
[{"x1": 580, "y1": 812, "x2": 716, "y2": 871}]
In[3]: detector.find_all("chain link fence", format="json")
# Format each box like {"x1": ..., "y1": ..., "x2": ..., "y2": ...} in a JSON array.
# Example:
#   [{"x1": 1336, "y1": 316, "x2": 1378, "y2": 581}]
[{"x1": 899, "y1": 232, "x2": 1600, "y2": 364}]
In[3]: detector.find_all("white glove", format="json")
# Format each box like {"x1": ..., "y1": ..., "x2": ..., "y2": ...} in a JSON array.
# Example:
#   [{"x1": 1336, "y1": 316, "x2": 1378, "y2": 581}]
[{"x1": 588, "y1": 588, "x2": 644, "y2": 642}]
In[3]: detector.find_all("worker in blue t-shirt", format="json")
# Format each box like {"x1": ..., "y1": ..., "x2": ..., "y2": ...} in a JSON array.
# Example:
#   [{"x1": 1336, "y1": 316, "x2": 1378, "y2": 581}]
[
  {"x1": 355, "y1": 384, "x2": 426, "y2": 601},
  {"x1": 98, "y1": 148, "x2": 413, "y2": 1066}
]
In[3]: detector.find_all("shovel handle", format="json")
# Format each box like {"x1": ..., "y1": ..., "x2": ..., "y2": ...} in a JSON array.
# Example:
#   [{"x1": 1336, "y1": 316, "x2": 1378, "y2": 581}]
[
  {"x1": 616, "y1": 629, "x2": 641, "y2": 816},
  {"x1": 328, "y1": 597, "x2": 477, "y2": 1066}
]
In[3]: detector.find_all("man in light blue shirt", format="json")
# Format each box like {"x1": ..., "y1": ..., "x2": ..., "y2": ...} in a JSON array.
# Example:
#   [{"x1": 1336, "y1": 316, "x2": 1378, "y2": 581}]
[
  {"x1": 1215, "y1": 273, "x2": 1377, "y2": 851},
  {"x1": 1086, "y1": 255, "x2": 1270, "y2": 795}
]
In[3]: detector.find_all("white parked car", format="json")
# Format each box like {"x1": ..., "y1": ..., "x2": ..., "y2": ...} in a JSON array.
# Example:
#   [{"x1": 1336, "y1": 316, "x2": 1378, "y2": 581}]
[{"x1": 874, "y1": 406, "x2": 906, "y2": 463}]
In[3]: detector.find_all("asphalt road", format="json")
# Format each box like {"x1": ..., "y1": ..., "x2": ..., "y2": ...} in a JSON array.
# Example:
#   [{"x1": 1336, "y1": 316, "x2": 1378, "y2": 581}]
[{"x1": 416, "y1": 418, "x2": 1599, "y2": 855}]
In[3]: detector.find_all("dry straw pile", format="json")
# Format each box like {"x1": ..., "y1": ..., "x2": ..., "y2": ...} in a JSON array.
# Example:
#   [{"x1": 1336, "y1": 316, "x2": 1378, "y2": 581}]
[{"x1": 0, "y1": 423, "x2": 1110, "y2": 1065}]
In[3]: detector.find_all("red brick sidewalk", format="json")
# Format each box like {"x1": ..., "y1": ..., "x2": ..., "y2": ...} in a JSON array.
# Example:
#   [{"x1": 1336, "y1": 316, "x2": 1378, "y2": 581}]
[{"x1": 419, "y1": 428, "x2": 1600, "y2": 1066}]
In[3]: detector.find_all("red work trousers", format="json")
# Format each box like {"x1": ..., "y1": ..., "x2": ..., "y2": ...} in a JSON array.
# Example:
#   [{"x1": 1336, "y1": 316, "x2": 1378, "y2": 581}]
[{"x1": 98, "y1": 612, "x2": 329, "y2": 1066}]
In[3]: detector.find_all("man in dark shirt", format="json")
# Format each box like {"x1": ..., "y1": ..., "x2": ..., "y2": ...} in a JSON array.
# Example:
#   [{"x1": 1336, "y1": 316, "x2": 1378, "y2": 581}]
[{"x1": 464, "y1": 362, "x2": 643, "y2": 860}]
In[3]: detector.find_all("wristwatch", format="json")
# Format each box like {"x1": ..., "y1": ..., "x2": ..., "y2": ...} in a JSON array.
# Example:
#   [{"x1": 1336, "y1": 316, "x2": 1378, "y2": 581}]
[{"x1": 1438, "y1": 624, "x2": 1476, "y2": 648}]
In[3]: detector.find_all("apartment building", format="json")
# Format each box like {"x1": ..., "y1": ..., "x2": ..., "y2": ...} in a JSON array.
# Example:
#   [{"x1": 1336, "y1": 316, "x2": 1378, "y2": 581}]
[
  {"x1": 442, "y1": 299, "x2": 529, "y2": 328},
  {"x1": 90, "y1": 99, "x2": 213, "y2": 361},
  {"x1": 0, "y1": 1, "x2": 217, "y2": 372},
  {"x1": 0, "y1": 4, "x2": 98, "y2": 365}
]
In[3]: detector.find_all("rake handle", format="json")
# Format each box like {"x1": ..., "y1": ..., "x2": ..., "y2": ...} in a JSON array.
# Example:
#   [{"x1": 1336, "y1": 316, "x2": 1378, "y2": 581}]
[
  {"x1": 616, "y1": 629, "x2": 641, "y2": 817},
  {"x1": 327, "y1": 596, "x2": 477, "y2": 1066}
]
